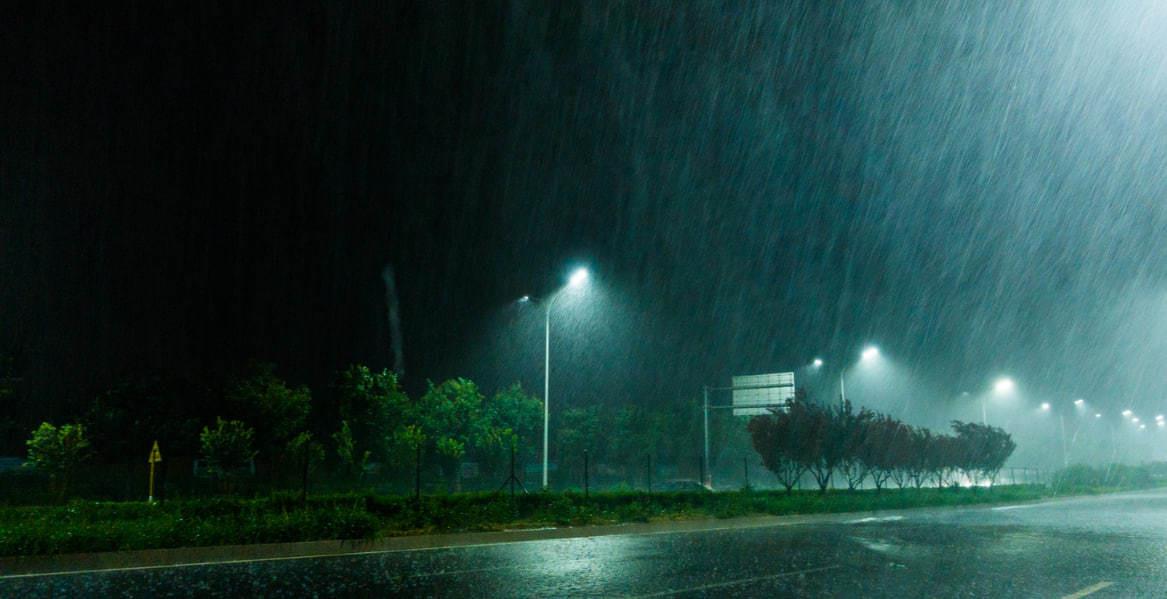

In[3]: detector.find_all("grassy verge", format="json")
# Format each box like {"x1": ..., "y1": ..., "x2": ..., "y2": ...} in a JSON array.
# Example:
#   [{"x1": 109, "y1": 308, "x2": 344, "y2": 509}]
[{"x1": 0, "y1": 484, "x2": 1087, "y2": 558}]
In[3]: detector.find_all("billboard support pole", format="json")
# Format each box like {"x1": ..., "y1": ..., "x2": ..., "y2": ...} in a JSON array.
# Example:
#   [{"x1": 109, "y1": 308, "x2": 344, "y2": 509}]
[{"x1": 703, "y1": 386, "x2": 710, "y2": 488}]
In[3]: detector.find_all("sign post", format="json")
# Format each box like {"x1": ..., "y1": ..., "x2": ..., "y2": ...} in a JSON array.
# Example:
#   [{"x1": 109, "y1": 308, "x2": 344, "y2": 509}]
[
  {"x1": 147, "y1": 440, "x2": 162, "y2": 503},
  {"x1": 702, "y1": 372, "x2": 795, "y2": 489}
]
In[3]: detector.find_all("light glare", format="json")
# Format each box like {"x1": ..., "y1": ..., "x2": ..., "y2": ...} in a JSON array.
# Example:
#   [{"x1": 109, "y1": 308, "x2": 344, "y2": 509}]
[
  {"x1": 861, "y1": 346, "x2": 880, "y2": 361},
  {"x1": 994, "y1": 378, "x2": 1015, "y2": 394},
  {"x1": 568, "y1": 268, "x2": 589, "y2": 288}
]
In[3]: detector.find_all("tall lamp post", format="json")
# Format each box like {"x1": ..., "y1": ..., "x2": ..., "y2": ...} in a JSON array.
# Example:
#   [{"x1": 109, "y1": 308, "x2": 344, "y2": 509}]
[{"x1": 532, "y1": 267, "x2": 589, "y2": 490}]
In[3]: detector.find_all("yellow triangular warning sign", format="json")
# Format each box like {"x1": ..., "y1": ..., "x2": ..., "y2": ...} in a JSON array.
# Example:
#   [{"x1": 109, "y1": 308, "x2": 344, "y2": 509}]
[{"x1": 148, "y1": 440, "x2": 162, "y2": 463}]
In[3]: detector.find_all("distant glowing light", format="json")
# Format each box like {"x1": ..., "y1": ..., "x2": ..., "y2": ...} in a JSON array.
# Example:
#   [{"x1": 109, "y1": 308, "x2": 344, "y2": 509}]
[
  {"x1": 568, "y1": 268, "x2": 589, "y2": 288},
  {"x1": 861, "y1": 346, "x2": 880, "y2": 361},
  {"x1": 994, "y1": 378, "x2": 1015, "y2": 395},
  {"x1": 1141, "y1": 424, "x2": 1147, "y2": 430},
  {"x1": 1040, "y1": 402, "x2": 1051, "y2": 411},
  {"x1": 1133, "y1": 417, "x2": 1140, "y2": 424},
  {"x1": 519, "y1": 295, "x2": 531, "y2": 302},
  {"x1": 1157, "y1": 414, "x2": 1165, "y2": 422},
  {"x1": 1095, "y1": 413, "x2": 1102, "y2": 418},
  {"x1": 1158, "y1": 421, "x2": 1165, "y2": 428},
  {"x1": 812, "y1": 358, "x2": 823, "y2": 368},
  {"x1": 1123, "y1": 409, "x2": 1134, "y2": 417},
  {"x1": 1074, "y1": 399, "x2": 1085, "y2": 406}
]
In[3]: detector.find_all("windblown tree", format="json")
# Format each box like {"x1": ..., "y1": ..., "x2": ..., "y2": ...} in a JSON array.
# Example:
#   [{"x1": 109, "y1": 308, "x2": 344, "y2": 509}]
[
  {"x1": 951, "y1": 421, "x2": 1016, "y2": 487},
  {"x1": 836, "y1": 402, "x2": 876, "y2": 491}
]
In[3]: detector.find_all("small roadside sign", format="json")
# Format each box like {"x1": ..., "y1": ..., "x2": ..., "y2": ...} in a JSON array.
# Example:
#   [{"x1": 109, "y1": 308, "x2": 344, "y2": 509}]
[{"x1": 147, "y1": 440, "x2": 162, "y2": 503}]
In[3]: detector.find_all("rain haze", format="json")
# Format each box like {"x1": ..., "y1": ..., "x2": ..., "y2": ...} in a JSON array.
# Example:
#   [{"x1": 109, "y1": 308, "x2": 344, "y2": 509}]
[{"x1": 3, "y1": 3, "x2": 1167, "y2": 595}]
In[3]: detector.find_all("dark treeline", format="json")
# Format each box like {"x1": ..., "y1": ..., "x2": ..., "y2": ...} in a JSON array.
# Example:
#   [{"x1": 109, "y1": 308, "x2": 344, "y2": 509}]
[{"x1": 748, "y1": 399, "x2": 1016, "y2": 493}]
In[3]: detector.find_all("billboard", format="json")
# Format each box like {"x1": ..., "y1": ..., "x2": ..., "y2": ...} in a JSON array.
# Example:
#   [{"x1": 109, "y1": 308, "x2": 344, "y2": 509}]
[{"x1": 732, "y1": 372, "x2": 795, "y2": 416}]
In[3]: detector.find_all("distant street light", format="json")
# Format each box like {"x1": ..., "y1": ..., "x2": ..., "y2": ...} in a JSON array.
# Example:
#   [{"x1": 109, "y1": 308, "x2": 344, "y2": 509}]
[
  {"x1": 1095, "y1": 413, "x2": 1102, "y2": 418},
  {"x1": 1122, "y1": 409, "x2": 1133, "y2": 417},
  {"x1": 839, "y1": 345, "x2": 880, "y2": 405},
  {"x1": 1132, "y1": 417, "x2": 1140, "y2": 424},
  {"x1": 812, "y1": 358, "x2": 823, "y2": 368},
  {"x1": 994, "y1": 377, "x2": 1016, "y2": 395},
  {"x1": 1074, "y1": 398, "x2": 1085, "y2": 407},
  {"x1": 1040, "y1": 402, "x2": 1051, "y2": 411}
]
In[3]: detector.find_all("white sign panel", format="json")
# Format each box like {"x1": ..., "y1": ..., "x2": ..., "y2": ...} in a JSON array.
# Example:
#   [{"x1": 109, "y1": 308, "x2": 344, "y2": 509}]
[{"x1": 732, "y1": 372, "x2": 795, "y2": 416}]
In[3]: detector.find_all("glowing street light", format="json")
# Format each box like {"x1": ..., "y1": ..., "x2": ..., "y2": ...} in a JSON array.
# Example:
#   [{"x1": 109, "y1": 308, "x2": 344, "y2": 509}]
[
  {"x1": 1122, "y1": 409, "x2": 1133, "y2": 418},
  {"x1": 1074, "y1": 399, "x2": 1085, "y2": 407},
  {"x1": 839, "y1": 345, "x2": 880, "y2": 405},
  {"x1": 1040, "y1": 402, "x2": 1051, "y2": 411},
  {"x1": 524, "y1": 266, "x2": 591, "y2": 490},
  {"x1": 812, "y1": 358, "x2": 823, "y2": 368},
  {"x1": 1095, "y1": 413, "x2": 1102, "y2": 419},
  {"x1": 994, "y1": 378, "x2": 1016, "y2": 395},
  {"x1": 1133, "y1": 417, "x2": 1141, "y2": 424}
]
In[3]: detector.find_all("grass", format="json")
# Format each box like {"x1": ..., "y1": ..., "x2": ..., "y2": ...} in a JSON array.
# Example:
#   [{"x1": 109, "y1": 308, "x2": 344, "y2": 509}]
[{"x1": 0, "y1": 485, "x2": 1070, "y2": 558}]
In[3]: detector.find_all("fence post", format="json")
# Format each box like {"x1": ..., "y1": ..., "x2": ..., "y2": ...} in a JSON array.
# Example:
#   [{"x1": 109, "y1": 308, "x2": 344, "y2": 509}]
[
  {"x1": 301, "y1": 438, "x2": 310, "y2": 507},
  {"x1": 414, "y1": 442, "x2": 422, "y2": 506},
  {"x1": 509, "y1": 442, "x2": 516, "y2": 498},
  {"x1": 584, "y1": 449, "x2": 589, "y2": 499}
]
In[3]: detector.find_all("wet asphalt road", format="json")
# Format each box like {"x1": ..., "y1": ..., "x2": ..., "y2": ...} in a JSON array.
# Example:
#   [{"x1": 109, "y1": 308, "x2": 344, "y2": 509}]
[{"x1": 5, "y1": 490, "x2": 1167, "y2": 598}]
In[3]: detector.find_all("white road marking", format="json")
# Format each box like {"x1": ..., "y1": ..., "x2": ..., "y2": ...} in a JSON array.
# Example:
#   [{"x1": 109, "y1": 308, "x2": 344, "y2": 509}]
[
  {"x1": 991, "y1": 504, "x2": 1042, "y2": 511},
  {"x1": 1061, "y1": 581, "x2": 1113, "y2": 598},
  {"x1": 847, "y1": 516, "x2": 904, "y2": 524},
  {"x1": 628, "y1": 565, "x2": 841, "y2": 598}
]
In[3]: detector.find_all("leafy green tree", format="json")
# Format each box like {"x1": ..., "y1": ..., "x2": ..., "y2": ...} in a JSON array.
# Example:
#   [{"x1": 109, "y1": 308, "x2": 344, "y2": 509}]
[
  {"x1": 417, "y1": 378, "x2": 490, "y2": 491},
  {"x1": 199, "y1": 418, "x2": 257, "y2": 486},
  {"x1": 334, "y1": 365, "x2": 409, "y2": 467},
  {"x1": 555, "y1": 406, "x2": 603, "y2": 483},
  {"x1": 25, "y1": 422, "x2": 91, "y2": 499},
  {"x1": 332, "y1": 420, "x2": 369, "y2": 479},
  {"x1": 224, "y1": 363, "x2": 311, "y2": 465},
  {"x1": 479, "y1": 383, "x2": 542, "y2": 476},
  {"x1": 285, "y1": 431, "x2": 326, "y2": 475}
]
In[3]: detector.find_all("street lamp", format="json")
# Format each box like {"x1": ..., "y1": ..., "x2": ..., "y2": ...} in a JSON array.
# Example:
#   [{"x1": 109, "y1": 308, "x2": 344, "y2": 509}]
[
  {"x1": 539, "y1": 267, "x2": 589, "y2": 490},
  {"x1": 812, "y1": 358, "x2": 823, "y2": 368},
  {"x1": 839, "y1": 345, "x2": 879, "y2": 405},
  {"x1": 994, "y1": 377, "x2": 1016, "y2": 395},
  {"x1": 1040, "y1": 402, "x2": 1051, "y2": 411}
]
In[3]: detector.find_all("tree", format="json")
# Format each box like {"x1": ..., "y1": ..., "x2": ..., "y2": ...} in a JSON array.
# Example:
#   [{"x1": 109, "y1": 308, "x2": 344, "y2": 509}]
[
  {"x1": 334, "y1": 365, "x2": 410, "y2": 468},
  {"x1": 556, "y1": 406, "x2": 603, "y2": 483},
  {"x1": 332, "y1": 420, "x2": 369, "y2": 479},
  {"x1": 199, "y1": 418, "x2": 257, "y2": 488},
  {"x1": 417, "y1": 378, "x2": 490, "y2": 491},
  {"x1": 748, "y1": 404, "x2": 806, "y2": 493},
  {"x1": 951, "y1": 421, "x2": 1016, "y2": 487},
  {"x1": 85, "y1": 375, "x2": 205, "y2": 462},
  {"x1": 861, "y1": 415, "x2": 908, "y2": 491},
  {"x1": 482, "y1": 383, "x2": 543, "y2": 467},
  {"x1": 224, "y1": 363, "x2": 311, "y2": 467},
  {"x1": 25, "y1": 422, "x2": 91, "y2": 499},
  {"x1": 836, "y1": 403, "x2": 876, "y2": 491}
]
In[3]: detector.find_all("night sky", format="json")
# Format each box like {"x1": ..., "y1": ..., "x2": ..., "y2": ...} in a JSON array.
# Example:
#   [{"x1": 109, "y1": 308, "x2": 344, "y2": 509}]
[{"x1": 5, "y1": 2, "x2": 1167, "y2": 451}]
